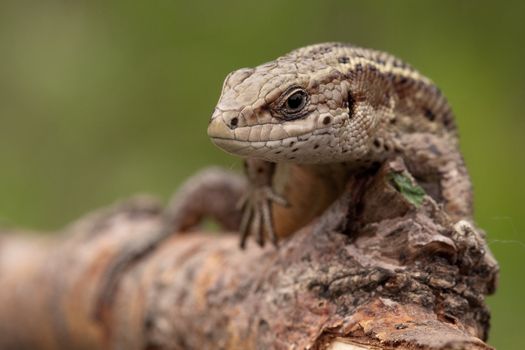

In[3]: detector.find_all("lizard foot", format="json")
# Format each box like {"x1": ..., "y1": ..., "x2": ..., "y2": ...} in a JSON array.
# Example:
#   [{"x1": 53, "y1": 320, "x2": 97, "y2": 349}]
[{"x1": 237, "y1": 185, "x2": 288, "y2": 249}]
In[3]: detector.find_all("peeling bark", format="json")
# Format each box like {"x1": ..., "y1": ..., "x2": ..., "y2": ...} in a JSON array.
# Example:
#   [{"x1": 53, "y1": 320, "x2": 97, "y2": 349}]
[{"x1": 0, "y1": 159, "x2": 498, "y2": 349}]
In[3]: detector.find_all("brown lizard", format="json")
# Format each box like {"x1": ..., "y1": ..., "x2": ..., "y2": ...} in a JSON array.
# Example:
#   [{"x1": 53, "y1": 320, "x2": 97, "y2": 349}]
[
  {"x1": 97, "y1": 43, "x2": 474, "y2": 313},
  {"x1": 203, "y1": 42, "x2": 473, "y2": 247}
]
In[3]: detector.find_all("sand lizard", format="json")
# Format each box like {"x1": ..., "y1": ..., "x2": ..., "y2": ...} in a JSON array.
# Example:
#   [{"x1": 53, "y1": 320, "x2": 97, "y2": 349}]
[
  {"x1": 98, "y1": 42, "x2": 477, "y2": 310},
  {"x1": 203, "y1": 42, "x2": 473, "y2": 247},
  {"x1": 96, "y1": 43, "x2": 474, "y2": 310}
]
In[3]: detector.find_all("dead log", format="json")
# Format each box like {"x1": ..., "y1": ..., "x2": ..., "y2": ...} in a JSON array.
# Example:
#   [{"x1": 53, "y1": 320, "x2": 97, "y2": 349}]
[{"x1": 0, "y1": 159, "x2": 498, "y2": 349}]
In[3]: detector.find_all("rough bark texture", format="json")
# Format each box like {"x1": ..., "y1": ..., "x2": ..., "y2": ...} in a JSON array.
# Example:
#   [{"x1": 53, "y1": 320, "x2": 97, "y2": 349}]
[{"x1": 0, "y1": 159, "x2": 498, "y2": 350}]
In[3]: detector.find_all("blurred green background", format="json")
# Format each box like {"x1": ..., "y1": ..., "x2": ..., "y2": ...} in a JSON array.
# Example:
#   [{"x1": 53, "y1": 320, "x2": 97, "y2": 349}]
[{"x1": 0, "y1": 0, "x2": 523, "y2": 348}]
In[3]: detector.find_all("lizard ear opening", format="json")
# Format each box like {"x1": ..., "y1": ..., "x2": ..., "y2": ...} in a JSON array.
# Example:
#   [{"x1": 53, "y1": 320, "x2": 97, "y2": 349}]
[{"x1": 347, "y1": 92, "x2": 355, "y2": 118}]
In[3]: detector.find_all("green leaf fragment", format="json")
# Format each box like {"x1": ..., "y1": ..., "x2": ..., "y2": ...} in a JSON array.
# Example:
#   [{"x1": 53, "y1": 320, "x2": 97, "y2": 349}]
[{"x1": 389, "y1": 172, "x2": 426, "y2": 207}]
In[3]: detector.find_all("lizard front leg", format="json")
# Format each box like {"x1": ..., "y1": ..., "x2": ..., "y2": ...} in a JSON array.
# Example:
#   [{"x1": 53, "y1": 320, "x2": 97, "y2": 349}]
[
  {"x1": 238, "y1": 160, "x2": 348, "y2": 248},
  {"x1": 238, "y1": 159, "x2": 288, "y2": 248},
  {"x1": 164, "y1": 167, "x2": 247, "y2": 233}
]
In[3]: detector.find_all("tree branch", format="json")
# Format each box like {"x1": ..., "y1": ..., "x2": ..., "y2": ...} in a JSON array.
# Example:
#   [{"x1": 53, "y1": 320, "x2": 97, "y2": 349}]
[{"x1": 0, "y1": 159, "x2": 498, "y2": 349}]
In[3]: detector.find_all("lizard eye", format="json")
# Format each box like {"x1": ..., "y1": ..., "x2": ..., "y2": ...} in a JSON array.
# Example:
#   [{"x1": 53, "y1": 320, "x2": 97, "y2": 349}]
[{"x1": 283, "y1": 89, "x2": 308, "y2": 115}]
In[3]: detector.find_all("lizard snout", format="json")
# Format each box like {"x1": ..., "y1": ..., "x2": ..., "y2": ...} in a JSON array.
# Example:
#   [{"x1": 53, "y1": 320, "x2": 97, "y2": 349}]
[
  {"x1": 210, "y1": 108, "x2": 241, "y2": 130},
  {"x1": 207, "y1": 111, "x2": 235, "y2": 139},
  {"x1": 207, "y1": 110, "x2": 244, "y2": 156},
  {"x1": 208, "y1": 110, "x2": 256, "y2": 157}
]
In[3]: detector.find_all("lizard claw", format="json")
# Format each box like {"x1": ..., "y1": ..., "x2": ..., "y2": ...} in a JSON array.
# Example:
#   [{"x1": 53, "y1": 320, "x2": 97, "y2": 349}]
[{"x1": 238, "y1": 186, "x2": 287, "y2": 249}]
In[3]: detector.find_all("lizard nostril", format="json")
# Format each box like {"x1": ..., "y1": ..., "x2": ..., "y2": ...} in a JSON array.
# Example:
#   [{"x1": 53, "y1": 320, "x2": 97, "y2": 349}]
[{"x1": 229, "y1": 117, "x2": 239, "y2": 129}]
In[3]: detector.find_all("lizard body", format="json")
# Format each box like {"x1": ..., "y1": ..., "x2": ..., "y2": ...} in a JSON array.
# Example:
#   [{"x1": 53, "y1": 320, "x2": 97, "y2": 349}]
[
  {"x1": 96, "y1": 43, "x2": 473, "y2": 309},
  {"x1": 207, "y1": 42, "x2": 472, "y2": 246}
]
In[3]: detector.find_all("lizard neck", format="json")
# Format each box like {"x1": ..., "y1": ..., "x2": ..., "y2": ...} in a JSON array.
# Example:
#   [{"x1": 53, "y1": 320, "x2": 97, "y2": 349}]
[{"x1": 270, "y1": 162, "x2": 356, "y2": 238}]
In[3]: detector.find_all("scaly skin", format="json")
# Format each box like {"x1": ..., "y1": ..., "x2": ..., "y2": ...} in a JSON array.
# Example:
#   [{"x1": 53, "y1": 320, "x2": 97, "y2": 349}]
[
  {"x1": 96, "y1": 43, "x2": 474, "y2": 305},
  {"x1": 207, "y1": 42, "x2": 473, "y2": 247}
]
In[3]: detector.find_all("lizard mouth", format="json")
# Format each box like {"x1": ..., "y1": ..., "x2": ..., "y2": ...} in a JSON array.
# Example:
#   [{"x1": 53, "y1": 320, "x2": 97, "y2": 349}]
[
  {"x1": 209, "y1": 131, "x2": 302, "y2": 157},
  {"x1": 208, "y1": 115, "x2": 321, "y2": 142},
  {"x1": 208, "y1": 117, "x2": 334, "y2": 159},
  {"x1": 208, "y1": 137, "x2": 261, "y2": 156}
]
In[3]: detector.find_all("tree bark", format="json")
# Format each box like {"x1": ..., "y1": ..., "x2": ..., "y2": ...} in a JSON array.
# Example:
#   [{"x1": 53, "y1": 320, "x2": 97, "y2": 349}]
[{"x1": 0, "y1": 159, "x2": 498, "y2": 350}]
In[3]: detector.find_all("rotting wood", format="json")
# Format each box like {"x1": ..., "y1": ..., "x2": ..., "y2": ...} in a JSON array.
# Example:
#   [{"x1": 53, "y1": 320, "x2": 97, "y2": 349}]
[{"x1": 0, "y1": 158, "x2": 498, "y2": 349}]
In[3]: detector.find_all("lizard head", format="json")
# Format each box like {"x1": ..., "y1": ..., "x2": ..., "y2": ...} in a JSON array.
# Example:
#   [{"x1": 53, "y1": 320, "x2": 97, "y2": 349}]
[{"x1": 207, "y1": 43, "x2": 396, "y2": 164}]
